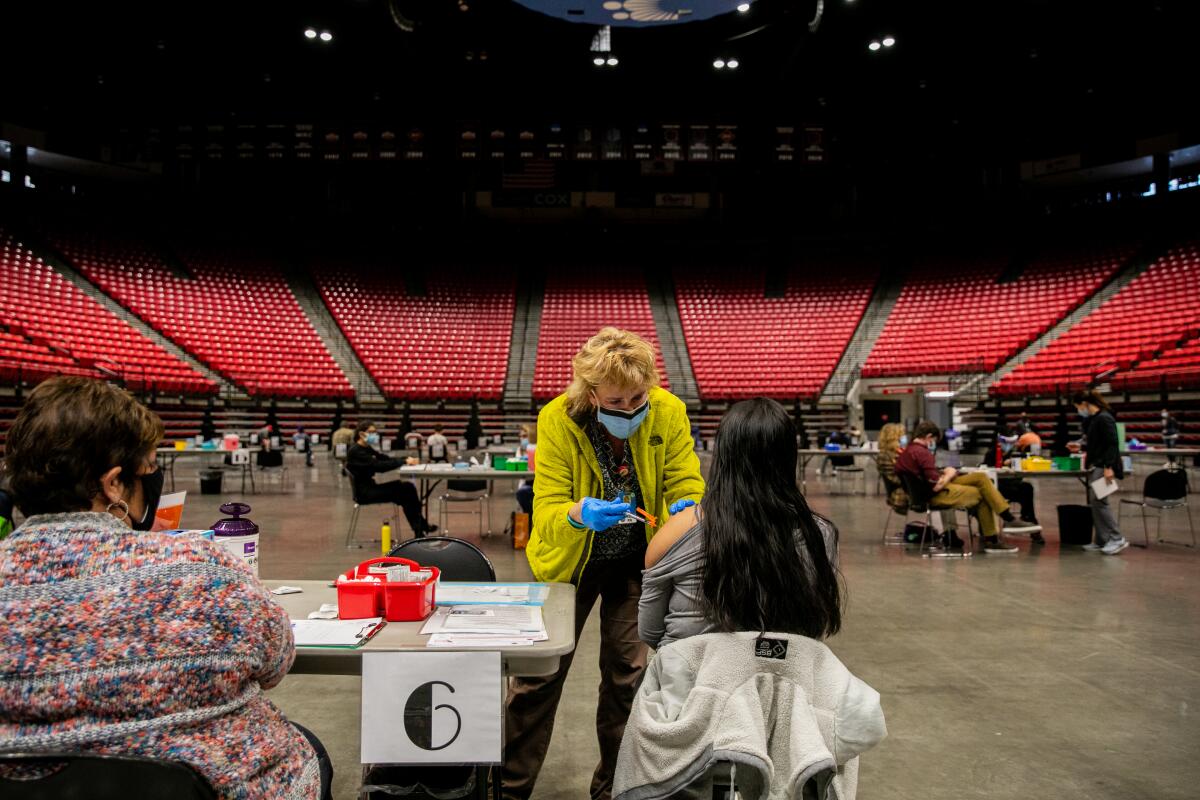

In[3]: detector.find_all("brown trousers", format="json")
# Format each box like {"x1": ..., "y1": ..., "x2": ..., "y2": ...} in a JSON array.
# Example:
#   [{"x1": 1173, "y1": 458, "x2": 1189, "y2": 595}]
[
  {"x1": 930, "y1": 471, "x2": 1011, "y2": 538},
  {"x1": 502, "y1": 553, "x2": 648, "y2": 800}
]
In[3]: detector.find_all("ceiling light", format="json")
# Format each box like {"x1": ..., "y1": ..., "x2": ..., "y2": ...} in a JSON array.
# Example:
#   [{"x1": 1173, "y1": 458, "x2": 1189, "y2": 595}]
[
  {"x1": 606, "y1": 56, "x2": 618, "y2": 66},
  {"x1": 304, "y1": 28, "x2": 317, "y2": 39},
  {"x1": 319, "y1": 31, "x2": 333, "y2": 42},
  {"x1": 727, "y1": 58, "x2": 739, "y2": 69},
  {"x1": 737, "y1": 2, "x2": 751, "y2": 11},
  {"x1": 926, "y1": 390, "x2": 955, "y2": 399},
  {"x1": 713, "y1": 59, "x2": 726, "y2": 69},
  {"x1": 594, "y1": 56, "x2": 606, "y2": 66},
  {"x1": 882, "y1": 36, "x2": 895, "y2": 47},
  {"x1": 868, "y1": 41, "x2": 881, "y2": 51}
]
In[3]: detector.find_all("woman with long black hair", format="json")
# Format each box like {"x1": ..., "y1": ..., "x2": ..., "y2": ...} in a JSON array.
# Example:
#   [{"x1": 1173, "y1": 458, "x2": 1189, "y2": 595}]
[{"x1": 639, "y1": 397, "x2": 841, "y2": 648}]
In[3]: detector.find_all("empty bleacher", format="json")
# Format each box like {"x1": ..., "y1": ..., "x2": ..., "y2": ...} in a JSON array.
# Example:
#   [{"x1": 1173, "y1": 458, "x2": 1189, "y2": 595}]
[
  {"x1": 49, "y1": 228, "x2": 352, "y2": 398},
  {"x1": 995, "y1": 242, "x2": 1200, "y2": 397},
  {"x1": 532, "y1": 274, "x2": 669, "y2": 399},
  {"x1": 675, "y1": 266, "x2": 877, "y2": 400},
  {"x1": 0, "y1": 229, "x2": 215, "y2": 393},
  {"x1": 1112, "y1": 337, "x2": 1200, "y2": 392},
  {"x1": 313, "y1": 268, "x2": 515, "y2": 400},
  {"x1": 863, "y1": 248, "x2": 1128, "y2": 378}
]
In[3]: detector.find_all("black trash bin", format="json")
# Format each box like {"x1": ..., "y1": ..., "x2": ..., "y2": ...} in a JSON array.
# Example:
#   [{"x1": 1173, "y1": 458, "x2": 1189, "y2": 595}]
[
  {"x1": 1057, "y1": 504, "x2": 1093, "y2": 546},
  {"x1": 199, "y1": 469, "x2": 224, "y2": 495}
]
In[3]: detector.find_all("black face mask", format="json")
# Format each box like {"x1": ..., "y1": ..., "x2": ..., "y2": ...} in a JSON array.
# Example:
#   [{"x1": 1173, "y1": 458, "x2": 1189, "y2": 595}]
[{"x1": 132, "y1": 469, "x2": 165, "y2": 531}]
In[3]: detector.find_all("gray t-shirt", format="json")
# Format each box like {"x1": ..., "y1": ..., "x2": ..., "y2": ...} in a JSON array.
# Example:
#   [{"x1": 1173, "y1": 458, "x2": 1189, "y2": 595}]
[{"x1": 638, "y1": 514, "x2": 839, "y2": 649}]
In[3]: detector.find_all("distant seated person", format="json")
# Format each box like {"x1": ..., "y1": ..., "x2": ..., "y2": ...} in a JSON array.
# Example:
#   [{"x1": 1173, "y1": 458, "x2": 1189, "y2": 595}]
[
  {"x1": 990, "y1": 429, "x2": 1045, "y2": 543},
  {"x1": 1014, "y1": 411, "x2": 1035, "y2": 436},
  {"x1": 895, "y1": 421, "x2": 1031, "y2": 553},
  {"x1": 515, "y1": 423, "x2": 537, "y2": 514},
  {"x1": 294, "y1": 425, "x2": 314, "y2": 467},
  {"x1": 347, "y1": 420, "x2": 438, "y2": 536},
  {"x1": 427, "y1": 423, "x2": 450, "y2": 463},
  {"x1": 821, "y1": 428, "x2": 854, "y2": 474},
  {"x1": 331, "y1": 421, "x2": 355, "y2": 460},
  {"x1": 877, "y1": 422, "x2": 959, "y2": 537},
  {"x1": 0, "y1": 377, "x2": 332, "y2": 798}
]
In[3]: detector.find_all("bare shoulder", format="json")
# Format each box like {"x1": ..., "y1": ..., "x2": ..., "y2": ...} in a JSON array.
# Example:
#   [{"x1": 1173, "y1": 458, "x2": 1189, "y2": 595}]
[{"x1": 645, "y1": 504, "x2": 701, "y2": 569}]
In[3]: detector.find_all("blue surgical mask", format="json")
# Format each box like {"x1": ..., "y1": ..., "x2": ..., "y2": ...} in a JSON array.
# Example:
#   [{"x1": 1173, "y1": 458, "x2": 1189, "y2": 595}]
[
  {"x1": 366, "y1": 432, "x2": 381, "y2": 446},
  {"x1": 597, "y1": 401, "x2": 650, "y2": 440},
  {"x1": 1076, "y1": 407, "x2": 1090, "y2": 418},
  {"x1": 926, "y1": 440, "x2": 937, "y2": 452},
  {"x1": 899, "y1": 435, "x2": 909, "y2": 447},
  {"x1": 520, "y1": 438, "x2": 530, "y2": 449}
]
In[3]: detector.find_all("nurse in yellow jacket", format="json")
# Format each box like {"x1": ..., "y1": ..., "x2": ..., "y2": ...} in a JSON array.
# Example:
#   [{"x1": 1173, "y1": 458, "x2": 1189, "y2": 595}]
[{"x1": 503, "y1": 327, "x2": 704, "y2": 800}]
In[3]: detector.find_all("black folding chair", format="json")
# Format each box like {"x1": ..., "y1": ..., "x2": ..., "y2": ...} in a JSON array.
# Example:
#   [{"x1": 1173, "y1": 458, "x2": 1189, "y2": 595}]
[
  {"x1": 388, "y1": 536, "x2": 496, "y2": 582},
  {"x1": 1119, "y1": 467, "x2": 1196, "y2": 548},
  {"x1": 899, "y1": 472, "x2": 976, "y2": 558},
  {"x1": 0, "y1": 751, "x2": 216, "y2": 800}
]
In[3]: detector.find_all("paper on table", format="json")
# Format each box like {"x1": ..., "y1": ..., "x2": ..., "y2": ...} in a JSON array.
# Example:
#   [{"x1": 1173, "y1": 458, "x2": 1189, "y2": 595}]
[
  {"x1": 426, "y1": 634, "x2": 538, "y2": 648},
  {"x1": 421, "y1": 605, "x2": 545, "y2": 636},
  {"x1": 271, "y1": 585, "x2": 304, "y2": 595},
  {"x1": 1090, "y1": 476, "x2": 1119, "y2": 500},
  {"x1": 292, "y1": 617, "x2": 384, "y2": 647},
  {"x1": 434, "y1": 583, "x2": 549, "y2": 606}
]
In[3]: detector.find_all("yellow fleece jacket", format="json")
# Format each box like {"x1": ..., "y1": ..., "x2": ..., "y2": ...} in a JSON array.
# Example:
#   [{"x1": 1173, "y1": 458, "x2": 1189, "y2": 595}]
[{"x1": 528, "y1": 387, "x2": 705, "y2": 584}]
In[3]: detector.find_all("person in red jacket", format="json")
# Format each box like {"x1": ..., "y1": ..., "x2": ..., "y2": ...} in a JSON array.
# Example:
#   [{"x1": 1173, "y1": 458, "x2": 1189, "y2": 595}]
[{"x1": 895, "y1": 421, "x2": 1022, "y2": 553}]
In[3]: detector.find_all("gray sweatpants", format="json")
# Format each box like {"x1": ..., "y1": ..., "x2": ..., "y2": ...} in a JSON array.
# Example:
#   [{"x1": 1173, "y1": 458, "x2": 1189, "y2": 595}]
[{"x1": 1088, "y1": 466, "x2": 1123, "y2": 545}]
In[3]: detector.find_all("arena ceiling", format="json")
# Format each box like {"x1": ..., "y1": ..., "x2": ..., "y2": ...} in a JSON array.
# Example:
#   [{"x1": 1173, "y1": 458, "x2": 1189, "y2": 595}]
[{"x1": 3, "y1": 1, "x2": 1195, "y2": 166}]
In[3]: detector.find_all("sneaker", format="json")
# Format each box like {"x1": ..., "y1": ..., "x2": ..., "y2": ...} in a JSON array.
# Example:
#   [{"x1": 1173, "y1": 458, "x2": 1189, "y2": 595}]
[
  {"x1": 1102, "y1": 538, "x2": 1130, "y2": 555},
  {"x1": 1003, "y1": 519, "x2": 1043, "y2": 535},
  {"x1": 983, "y1": 537, "x2": 1019, "y2": 553},
  {"x1": 1029, "y1": 530, "x2": 1046, "y2": 545},
  {"x1": 1082, "y1": 543, "x2": 1104, "y2": 551}
]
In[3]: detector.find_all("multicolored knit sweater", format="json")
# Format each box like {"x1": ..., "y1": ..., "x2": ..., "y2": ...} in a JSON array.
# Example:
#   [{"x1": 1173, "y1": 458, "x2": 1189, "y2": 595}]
[{"x1": 0, "y1": 512, "x2": 320, "y2": 799}]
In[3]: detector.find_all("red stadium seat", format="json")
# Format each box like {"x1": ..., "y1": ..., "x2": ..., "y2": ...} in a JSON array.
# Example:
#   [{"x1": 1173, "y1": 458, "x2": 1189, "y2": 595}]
[
  {"x1": 675, "y1": 265, "x2": 877, "y2": 401},
  {"x1": 995, "y1": 243, "x2": 1200, "y2": 396}
]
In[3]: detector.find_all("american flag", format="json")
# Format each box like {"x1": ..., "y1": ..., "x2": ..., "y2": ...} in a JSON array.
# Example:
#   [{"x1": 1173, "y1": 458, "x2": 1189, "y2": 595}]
[{"x1": 501, "y1": 159, "x2": 556, "y2": 189}]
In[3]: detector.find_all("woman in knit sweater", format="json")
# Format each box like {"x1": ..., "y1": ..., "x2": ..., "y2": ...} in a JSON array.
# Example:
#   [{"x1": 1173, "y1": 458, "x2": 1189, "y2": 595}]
[{"x1": 0, "y1": 377, "x2": 330, "y2": 799}]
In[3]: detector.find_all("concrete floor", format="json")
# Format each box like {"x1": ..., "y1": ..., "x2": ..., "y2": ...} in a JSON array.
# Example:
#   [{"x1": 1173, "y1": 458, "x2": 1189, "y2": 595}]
[{"x1": 166, "y1": 453, "x2": 1200, "y2": 800}]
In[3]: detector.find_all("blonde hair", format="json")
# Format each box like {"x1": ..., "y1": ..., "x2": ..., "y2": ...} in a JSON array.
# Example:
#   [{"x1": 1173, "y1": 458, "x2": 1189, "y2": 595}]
[
  {"x1": 878, "y1": 422, "x2": 906, "y2": 454},
  {"x1": 565, "y1": 327, "x2": 660, "y2": 419}
]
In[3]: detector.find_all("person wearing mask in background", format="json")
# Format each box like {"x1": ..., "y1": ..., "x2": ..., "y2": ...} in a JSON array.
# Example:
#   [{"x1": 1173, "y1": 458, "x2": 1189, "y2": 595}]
[
  {"x1": 427, "y1": 423, "x2": 450, "y2": 463},
  {"x1": 1162, "y1": 409, "x2": 1180, "y2": 465},
  {"x1": 1069, "y1": 390, "x2": 1128, "y2": 555},
  {"x1": 1014, "y1": 411, "x2": 1034, "y2": 436},
  {"x1": 515, "y1": 423, "x2": 536, "y2": 515},
  {"x1": 638, "y1": 398, "x2": 840, "y2": 649},
  {"x1": 988, "y1": 428, "x2": 1045, "y2": 543},
  {"x1": 895, "y1": 421, "x2": 1026, "y2": 553},
  {"x1": 347, "y1": 420, "x2": 438, "y2": 537},
  {"x1": 877, "y1": 423, "x2": 959, "y2": 542},
  {"x1": 293, "y1": 425, "x2": 314, "y2": 467},
  {"x1": 331, "y1": 421, "x2": 356, "y2": 473},
  {"x1": 0, "y1": 376, "x2": 333, "y2": 799},
  {"x1": 504, "y1": 327, "x2": 704, "y2": 800}
]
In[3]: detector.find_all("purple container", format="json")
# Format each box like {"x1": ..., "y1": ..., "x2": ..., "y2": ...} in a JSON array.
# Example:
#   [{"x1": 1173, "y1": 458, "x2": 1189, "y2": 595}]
[
  {"x1": 213, "y1": 502, "x2": 258, "y2": 537},
  {"x1": 212, "y1": 502, "x2": 260, "y2": 574}
]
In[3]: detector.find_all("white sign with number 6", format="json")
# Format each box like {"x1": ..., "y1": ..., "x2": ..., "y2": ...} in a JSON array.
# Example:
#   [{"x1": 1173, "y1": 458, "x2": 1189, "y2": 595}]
[{"x1": 360, "y1": 651, "x2": 502, "y2": 764}]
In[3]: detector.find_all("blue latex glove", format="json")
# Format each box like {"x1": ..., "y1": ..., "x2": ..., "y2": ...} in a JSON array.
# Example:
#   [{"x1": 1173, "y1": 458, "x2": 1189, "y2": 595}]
[
  {"x1": 669, "y1": 498, "x2": 696, "y2": 515},
  {"x1": 579, "y1": 497, "x2": 632, "y2": 531}
]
